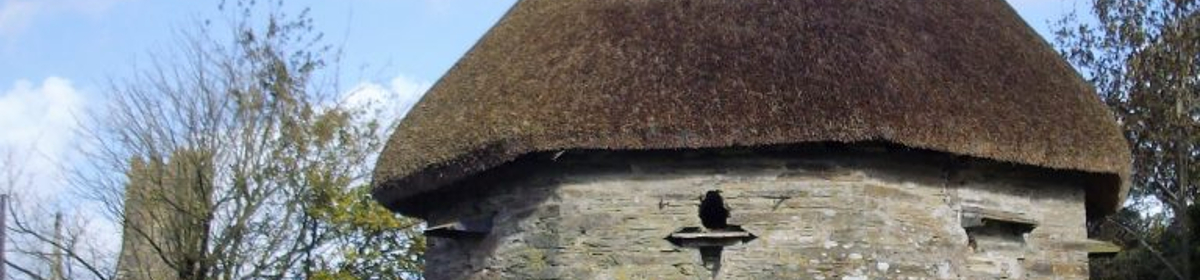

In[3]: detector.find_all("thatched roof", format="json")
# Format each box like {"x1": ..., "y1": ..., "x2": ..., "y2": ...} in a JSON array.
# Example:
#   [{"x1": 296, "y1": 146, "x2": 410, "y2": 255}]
[{"x1": 373, "y1": 0, "x2": 1131, "y2": 215}]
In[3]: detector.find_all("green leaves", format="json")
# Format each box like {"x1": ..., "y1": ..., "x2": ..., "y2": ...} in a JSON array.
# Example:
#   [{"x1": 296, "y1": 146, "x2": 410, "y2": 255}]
[
  {"x1": 1055, "y1": 1, "x2": 1198, "y2": 279},
  {"x1": 104, "y1": 1, "x2": 424, "y2": 279}
]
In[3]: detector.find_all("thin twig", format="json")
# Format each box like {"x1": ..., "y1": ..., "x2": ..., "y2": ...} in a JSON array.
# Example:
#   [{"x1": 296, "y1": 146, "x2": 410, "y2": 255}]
[{"x1": 1108, "y1": 216, "x2": 1186, "y2": 280}]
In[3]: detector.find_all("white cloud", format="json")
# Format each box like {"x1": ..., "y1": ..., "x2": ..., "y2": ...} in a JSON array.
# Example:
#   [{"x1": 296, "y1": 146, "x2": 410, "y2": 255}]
[
  {"x1": 0, "y1": 77, "x2": 85, "y2": 198},
  {"x1": 342, "y1": 74, "x2": 432, "y2": 123},
  {"x1": 0, "y1": 78, "x2": 123, "y2": 278},
  {"x1": 0, "y1": 0, "x2": 129, "y2": 38},
  {"x1": 0, "y1": 77, "x2": 122, "y2": 276}
]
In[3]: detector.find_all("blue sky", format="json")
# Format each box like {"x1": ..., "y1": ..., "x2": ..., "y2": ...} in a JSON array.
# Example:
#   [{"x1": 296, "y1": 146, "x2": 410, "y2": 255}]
[
  {"x1": 0, "y1": 0, "x2": 520, "y2": 86},
  {"x1": 0, "y1": 0, "x2": 522, "y2": 200},
  {"x1": 0, "y1": 0, "x2": 1091, "y2": 212},
  {"x1": 0, "y1": 0, "x2": 1090, "y2": 91}
]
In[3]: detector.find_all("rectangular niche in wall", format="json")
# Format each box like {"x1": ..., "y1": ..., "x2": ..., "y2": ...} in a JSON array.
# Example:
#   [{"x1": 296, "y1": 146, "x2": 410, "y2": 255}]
[
  {"x1": 961, "y1": 206, "x2": 1038, "y2": 251},
  {"x1": 960, "y1": 206, "x2": 1038, "y2": 278}
]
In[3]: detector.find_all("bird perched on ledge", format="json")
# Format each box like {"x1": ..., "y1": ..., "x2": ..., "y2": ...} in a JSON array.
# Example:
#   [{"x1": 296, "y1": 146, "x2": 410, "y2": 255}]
[{"x1": 700, "y1": 190, "x2": 730, "y2": 229}]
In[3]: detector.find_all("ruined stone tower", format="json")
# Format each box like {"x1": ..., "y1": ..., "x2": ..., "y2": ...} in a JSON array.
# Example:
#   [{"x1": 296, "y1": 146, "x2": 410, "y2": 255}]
[
  {"x1": 117, "y1": 150, "x2": 212, "y2": 280},
  {"x1": 371, "y1": 0, "x2": 1131, "y2": 279}
]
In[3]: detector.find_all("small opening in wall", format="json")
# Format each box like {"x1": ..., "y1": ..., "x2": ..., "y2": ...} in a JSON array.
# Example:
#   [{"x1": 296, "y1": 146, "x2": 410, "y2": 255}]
[
  {"x1": 665, "y1": 190, "x2": 757, "y2": 279},
  {"x1": 699, "y1": 190, "x2": 729, "y2": 229},
  {"x1": 424, "y1": 214, "x2": 494, "y2": 239},
  {"x1": 961, "y1": 207, "x2": 1037, "y2": 252}
]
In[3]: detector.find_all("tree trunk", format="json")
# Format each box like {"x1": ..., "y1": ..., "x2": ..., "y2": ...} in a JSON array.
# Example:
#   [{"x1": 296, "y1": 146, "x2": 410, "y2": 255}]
[{"x1": 1178, "y1": 135, "x2": 1192, "y2": 280}]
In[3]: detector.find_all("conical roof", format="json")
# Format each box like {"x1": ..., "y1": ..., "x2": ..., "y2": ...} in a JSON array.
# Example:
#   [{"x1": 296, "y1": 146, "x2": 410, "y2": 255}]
[{"x1": 373, "y1": 0, "x2": 1130, "y2": 215}]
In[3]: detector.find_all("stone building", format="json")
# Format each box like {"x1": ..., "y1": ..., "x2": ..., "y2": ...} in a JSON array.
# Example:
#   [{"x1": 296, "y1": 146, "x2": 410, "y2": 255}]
[
  {"x1": 371, "y1": 0, "x2": 1131, "y2": 279},
  {"x1": 117, "y1": 150, "x2": 212, "y2": 280}
]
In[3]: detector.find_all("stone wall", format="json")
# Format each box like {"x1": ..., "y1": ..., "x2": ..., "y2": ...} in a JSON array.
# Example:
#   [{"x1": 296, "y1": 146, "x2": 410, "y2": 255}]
[
  {"x1": 116, "y1": 150, "x2": 212, "y2": 280},
  {"x1": 419, "y1": 149, "x2": 1092, "y2": 279}
]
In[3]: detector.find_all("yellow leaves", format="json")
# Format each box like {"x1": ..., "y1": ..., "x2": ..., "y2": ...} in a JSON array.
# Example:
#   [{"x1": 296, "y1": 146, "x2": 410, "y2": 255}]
[
  {"x1": 309, "y1": 270, "x2": 356, "y2": 280},
  {"x1": 309, "y1": 183, "x2": 409, "y2": 232},
  {"x1": 312, "y1": 110, "x2": 350, "y2": 146}
]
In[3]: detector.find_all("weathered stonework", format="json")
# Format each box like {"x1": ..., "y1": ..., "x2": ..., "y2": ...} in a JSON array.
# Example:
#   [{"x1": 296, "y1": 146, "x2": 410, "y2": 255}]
[
  {"x1": 419, "y1": 149, "x2": 1092, "y2": 279},
  {"x1": 117, "y1": 150, "x2": 212, "y2": 280}
]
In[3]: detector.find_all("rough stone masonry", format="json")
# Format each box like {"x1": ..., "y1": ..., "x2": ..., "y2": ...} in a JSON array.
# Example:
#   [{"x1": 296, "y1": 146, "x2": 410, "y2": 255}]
[{"x1": 419, "y1": 149, "x2": 1091, "y2": 279}]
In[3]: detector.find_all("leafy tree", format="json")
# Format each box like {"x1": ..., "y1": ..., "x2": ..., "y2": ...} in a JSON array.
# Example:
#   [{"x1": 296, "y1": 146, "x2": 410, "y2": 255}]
[
  {"x1": 5, "y1": 1, "x2": 424, "y2": 279},
  {"x1": 1054, "y1": 0, "x2": 1198, "y2": 279}
]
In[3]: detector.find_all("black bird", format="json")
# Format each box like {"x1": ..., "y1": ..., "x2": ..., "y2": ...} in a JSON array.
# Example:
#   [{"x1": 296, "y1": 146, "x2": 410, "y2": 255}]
[{"x1": 699, "y1": 190, "x2": 730, "y2": 229}]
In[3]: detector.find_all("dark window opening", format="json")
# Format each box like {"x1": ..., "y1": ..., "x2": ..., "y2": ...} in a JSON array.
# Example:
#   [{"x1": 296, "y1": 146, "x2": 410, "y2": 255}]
[
  {"x1": 666, "y1": 190, "x2": 757, "y2": 279},
  {"x1": 699, "y1": 190, "x2": 730, "y2": 229}
]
